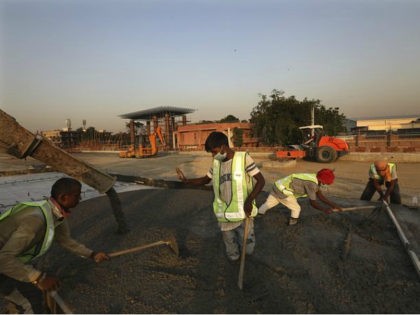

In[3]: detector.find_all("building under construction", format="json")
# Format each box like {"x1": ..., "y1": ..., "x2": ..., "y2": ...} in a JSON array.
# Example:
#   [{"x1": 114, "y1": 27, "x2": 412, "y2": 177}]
[{"x1": 120, "y1": 106, "x2": 195, "y2": 151}]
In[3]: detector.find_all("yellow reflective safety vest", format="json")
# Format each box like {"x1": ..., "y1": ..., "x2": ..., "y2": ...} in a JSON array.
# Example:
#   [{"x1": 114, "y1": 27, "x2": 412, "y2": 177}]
[
  {"x1": 370, "y1": 163, "x2": 396, "y2": 182},
  {"x1": 274, "y1": 173, "x2": 318, "y2": 198},
  {"x1": 212, "y1": 152, "x2": 258, "y2": 222},
  {"x1": 0, "y1": 200, "x2": 55, "y2": 263}
]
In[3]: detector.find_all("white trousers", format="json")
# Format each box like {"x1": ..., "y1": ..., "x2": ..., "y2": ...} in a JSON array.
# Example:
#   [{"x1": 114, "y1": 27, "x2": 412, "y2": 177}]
[{"x1": 258, "y1": 193, "x2": 301, "y2": 219}]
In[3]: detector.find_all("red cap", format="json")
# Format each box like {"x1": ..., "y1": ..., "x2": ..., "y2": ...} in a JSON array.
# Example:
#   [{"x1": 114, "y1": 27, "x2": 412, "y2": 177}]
[{"x1": 317, "y1": 168, "x2": 335, "y2": 185}]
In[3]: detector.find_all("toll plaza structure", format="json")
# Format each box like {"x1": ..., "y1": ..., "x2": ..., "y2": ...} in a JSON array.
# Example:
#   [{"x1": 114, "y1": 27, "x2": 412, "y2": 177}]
[{"x1": 119, "y1": 106, "x2": 195, "y2": 153}]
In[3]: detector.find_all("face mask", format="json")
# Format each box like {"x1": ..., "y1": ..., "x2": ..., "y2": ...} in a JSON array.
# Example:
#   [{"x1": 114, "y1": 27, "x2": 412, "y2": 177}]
[{"x1": 214, "y1": 151, "x2": 227, "y2": 161}]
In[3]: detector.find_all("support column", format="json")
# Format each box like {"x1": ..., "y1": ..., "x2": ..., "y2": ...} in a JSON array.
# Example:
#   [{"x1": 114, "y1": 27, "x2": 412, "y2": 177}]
[
  {"x1": 129, "y1": 120, "x2": 136, "y2": 149},
  {"x1": 152, "y1": 116, "x2": 158, "y2": 131},
  {"x1": 170, "y1": 116, "x2": 176, "y2": 150},
  {"x1": 146, "y1": 120, "x2": 151, "y2": 135},
  {"x1": 165, "y1": 113, "x2": 170, "y2": 148}
]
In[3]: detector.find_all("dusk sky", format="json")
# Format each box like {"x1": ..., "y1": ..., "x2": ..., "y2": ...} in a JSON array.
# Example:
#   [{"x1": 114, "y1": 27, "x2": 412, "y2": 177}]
[{"x1": 1, "y1": 0, "x2": 419, "y2": 133}]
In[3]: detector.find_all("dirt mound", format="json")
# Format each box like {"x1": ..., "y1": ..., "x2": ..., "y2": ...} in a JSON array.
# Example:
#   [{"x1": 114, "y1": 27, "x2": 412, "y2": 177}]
[{"x1": 32, "y1": 189, "x2": 420, "y2": 313}]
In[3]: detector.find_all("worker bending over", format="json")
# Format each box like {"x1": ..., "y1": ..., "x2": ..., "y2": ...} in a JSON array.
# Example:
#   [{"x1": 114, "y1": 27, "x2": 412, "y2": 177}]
[
  {"x1": 258, "y1": 169, "x2": 342, "y2": 225},
  {"x1": 177, "y1": 131, "x2": 265, "y2": 262},
  {"x1": 0, "y1": 177, "x2": 109, "y2": 313},
  {"x1": 360, "y1": 159, "x2": 401, "y2": 204}
]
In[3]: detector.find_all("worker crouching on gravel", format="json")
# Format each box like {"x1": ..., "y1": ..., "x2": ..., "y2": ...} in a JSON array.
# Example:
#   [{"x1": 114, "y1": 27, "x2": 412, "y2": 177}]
[
  {"x1": 176, "y1": 131, "x2": 265, "y2": 262},
  {"x1": 0, "y1": 177, "x2": 109, "y2": 313},
  {"x1": 360, "y1": 159, "x2": 401, "y2": 204},
  {"x1": 258, "y1": 169, "x2": 342, "y2": 225}
]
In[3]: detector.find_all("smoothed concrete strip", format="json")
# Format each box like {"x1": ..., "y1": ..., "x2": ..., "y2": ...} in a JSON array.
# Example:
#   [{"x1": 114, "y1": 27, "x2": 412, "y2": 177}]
[{"x1": 0, "y1": 172, "x2": 153, "y2": 212}]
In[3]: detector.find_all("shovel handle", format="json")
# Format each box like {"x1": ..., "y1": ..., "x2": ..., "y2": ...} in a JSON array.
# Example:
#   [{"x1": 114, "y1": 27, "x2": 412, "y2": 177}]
[
  {"x1": 109, "y1": 240, "x2": 168, "y2": 258},
  {"x1": 238, "y1": 217, "x2": 250, "y2": 290},
  {"x1": 341, "y1": 206, "x2": 377, "y2": 212},
  {"x1": 48, "y1": 290, "x2": 73, "y2": 314}
]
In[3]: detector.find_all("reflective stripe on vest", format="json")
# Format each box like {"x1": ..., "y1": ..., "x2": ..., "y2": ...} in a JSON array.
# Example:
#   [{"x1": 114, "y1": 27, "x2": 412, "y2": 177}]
[
  {"x1": 212, "y1": 152, "x2": 257, "y2": 222},
  {"x1": 0, "y1": 200, "x2": 55, "y2": 263},
  {"x1": 274, "y1": 173, "x2": 318, "y2": 198},
  {"x1": 370, "y1": 163, "x2": 396, "y2": 181}
]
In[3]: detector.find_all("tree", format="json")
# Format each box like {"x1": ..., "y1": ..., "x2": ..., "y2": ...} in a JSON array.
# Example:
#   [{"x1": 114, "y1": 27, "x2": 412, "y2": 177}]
[
  {"x1": 77, "y1": 126, "x2": 97, "y2": 141},
  {"x1": 219, "y1": 115, "x2": 239, "y2": 123},
  {"x1": 250, "y1": 89, "x2": 346, "y2": 145},
  {"x1": 198, "y1": 120, "x2": 214, "y2": 124},
  {"x1": 232, "y1": 127, "x2": 244, "y2": 147}
]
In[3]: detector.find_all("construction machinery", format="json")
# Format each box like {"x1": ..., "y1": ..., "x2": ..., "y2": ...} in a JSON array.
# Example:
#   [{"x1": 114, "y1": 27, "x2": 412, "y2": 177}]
[
  {"x1": 119, "y1": 126, "x2": 166, "y2": 158},
  {"x1": 275, "y1": 125, "x2": 349, "y2": 163},
  {"x1": 0, "y1": 109, "x2": 128, "y2": 233}
]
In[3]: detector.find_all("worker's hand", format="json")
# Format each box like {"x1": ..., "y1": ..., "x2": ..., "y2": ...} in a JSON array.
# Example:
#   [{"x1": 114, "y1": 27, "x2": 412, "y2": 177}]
[
  {"x1": 176, "y1": 167, "x2": 187, "y2": 182},
  {"x1": 36, "y1": 274, "x2": 60, "y2": 291},
  {"x1": 244, "y1": 200, "x2": 253, "y2": 217},
  {"x1": 332, "y1": 206, "x2": 343, "y2": 212},
  {"x1": 92, "y1": 252, "x2": 110, "y2": 263},
  {"x1": 377, "y1": 196, "x2": 389, "y2": 204},
  {"x1": 323, "y1": 208, "x2": 333, "y2": 215}
]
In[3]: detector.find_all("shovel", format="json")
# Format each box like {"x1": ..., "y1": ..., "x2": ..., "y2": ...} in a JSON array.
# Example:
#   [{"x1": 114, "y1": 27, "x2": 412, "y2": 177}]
[{"x1": 109, "y1": 237, "x2": 179, "y2": 258}]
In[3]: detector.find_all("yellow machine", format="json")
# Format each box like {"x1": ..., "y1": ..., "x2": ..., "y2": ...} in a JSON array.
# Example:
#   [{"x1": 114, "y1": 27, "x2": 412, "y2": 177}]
[{"x1": 119, "y1": 126, "x2": 166, "y2": 158}]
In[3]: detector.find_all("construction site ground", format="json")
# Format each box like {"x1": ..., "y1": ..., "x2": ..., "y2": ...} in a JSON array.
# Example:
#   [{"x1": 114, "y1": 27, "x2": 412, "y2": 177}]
[{"x1": 1, "y1": 151, "x2": 420, "y2": 313}]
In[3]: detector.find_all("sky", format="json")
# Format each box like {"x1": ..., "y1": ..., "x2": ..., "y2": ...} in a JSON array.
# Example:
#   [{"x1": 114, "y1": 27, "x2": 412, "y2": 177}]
[{"x1": 1, "y1": 0, "x2": 419, "y2": 133}]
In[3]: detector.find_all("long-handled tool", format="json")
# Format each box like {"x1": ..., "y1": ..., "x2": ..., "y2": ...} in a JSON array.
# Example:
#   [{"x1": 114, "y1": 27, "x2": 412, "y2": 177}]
[
  {"x1": 45, "y1": 290, "x2": 73, "y2": 314},
  {"x1": 238, "y1": 217, "x2": 250, "y2": 290},
  {"x1": 340, "y1": 205, "x2": 377, "y2": 212},
  {"x1": 382, "y1": 201, "x2": 420, "y2": 279},
  {"x1": 109, "y1": 237, "x2": 179, "y2": 258}
]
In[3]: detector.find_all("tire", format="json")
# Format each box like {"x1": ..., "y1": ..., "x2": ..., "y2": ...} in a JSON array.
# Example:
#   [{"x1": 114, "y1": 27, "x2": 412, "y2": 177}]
[{"x1": 316, "y1": 146, "x2": 337, "y2": 163}]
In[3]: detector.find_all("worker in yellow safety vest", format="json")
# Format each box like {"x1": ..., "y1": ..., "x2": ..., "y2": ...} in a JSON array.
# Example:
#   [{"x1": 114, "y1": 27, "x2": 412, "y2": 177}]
[
  {"x1": 258, "y1": 169, "x2": 342, "y2": 226},
  {"x1": 0, "y1": 177, "x2": 109, "y2": 313},
  {"x1": 360, "y1": 159, "x2": 401, "y2": 204},
  {"x1": 176, "y1": 131, "x2": 265, "y2": 262}
]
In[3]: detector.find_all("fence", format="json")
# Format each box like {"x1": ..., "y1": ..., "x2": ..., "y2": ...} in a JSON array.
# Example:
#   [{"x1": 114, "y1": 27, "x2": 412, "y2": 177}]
[{"x1": 344, "y1": 133, "x2": 420, "y2": 153}]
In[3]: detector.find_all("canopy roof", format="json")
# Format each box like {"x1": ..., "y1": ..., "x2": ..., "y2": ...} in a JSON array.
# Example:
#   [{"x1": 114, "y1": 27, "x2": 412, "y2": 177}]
[{"x1": 120, "y1": 106, "x2": 195, "y2": 120}]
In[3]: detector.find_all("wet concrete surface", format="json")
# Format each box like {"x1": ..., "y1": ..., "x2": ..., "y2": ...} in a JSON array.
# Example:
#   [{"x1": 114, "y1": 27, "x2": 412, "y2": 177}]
[{"x1": 1, "y1": 151, "x2": 419, "y2": 313}]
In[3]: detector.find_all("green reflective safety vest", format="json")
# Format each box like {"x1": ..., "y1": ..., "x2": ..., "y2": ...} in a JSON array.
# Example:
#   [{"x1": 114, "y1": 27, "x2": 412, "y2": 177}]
[
  {"x1": 212, "y1": 152, "x2": 257, "y2": 222},
  {"x1": 370, "y1": 163, "x2": 396, "y2": 181},
  {"x1": 0, "y1": 200, "x2": 55, "y2": 263},
  {"x1": 275, "y1": 173, "x2": 318, "y2": 198}
]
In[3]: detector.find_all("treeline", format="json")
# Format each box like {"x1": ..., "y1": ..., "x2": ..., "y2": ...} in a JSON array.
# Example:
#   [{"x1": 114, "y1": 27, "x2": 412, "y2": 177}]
[
  {"x1": 75, "y1": 89, "x2": 347, "y2": 148},
  {"x1": 250, "y1": 90, "x2": 346, "y2": 146}
]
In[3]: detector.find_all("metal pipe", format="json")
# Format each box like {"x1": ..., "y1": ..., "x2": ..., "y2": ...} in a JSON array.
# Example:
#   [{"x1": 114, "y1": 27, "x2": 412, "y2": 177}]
[{"x1": 383, "y1": 201, "x2": 420, "y2": 279}]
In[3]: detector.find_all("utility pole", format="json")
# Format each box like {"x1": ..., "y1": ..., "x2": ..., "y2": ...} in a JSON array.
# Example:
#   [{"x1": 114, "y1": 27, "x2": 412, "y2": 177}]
[{"x1": 311, "y1": 104, "x2": 315, "y2": 137}]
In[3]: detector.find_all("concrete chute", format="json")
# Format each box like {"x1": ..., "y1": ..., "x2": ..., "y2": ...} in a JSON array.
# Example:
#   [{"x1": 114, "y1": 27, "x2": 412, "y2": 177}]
[{"x1": 0, "y1": 109, "x2": 128, "y2": 234}]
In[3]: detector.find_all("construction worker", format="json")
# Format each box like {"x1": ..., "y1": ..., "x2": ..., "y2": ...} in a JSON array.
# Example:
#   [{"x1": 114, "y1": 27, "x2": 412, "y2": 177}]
[
  {"x1": 176, "y1": 131, "x2": 265, "y2": 262},
  {"x1": 360, "y1": 159, "x2": 401, "y2": 204},
  {"x1": 0, "y1": 177, "x2": 109, "y2": 313},
  {"x1": 258, "y1": 169, "x2": 342, "y2": 225}
]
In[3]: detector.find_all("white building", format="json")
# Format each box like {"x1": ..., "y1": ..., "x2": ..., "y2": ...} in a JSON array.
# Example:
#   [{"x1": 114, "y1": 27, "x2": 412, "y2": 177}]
[{"x1": 354, "y1": 115, "x2": 420, "y2": 131}]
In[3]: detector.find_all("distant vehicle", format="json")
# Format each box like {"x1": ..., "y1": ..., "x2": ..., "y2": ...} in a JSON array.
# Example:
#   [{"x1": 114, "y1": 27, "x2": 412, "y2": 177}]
[
  {"x1": 275, "y1": 125, "x2": 349, "y2": 163},
  {"x1": 119, "y1": 126, "x2": 166, "y2": 158}
]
